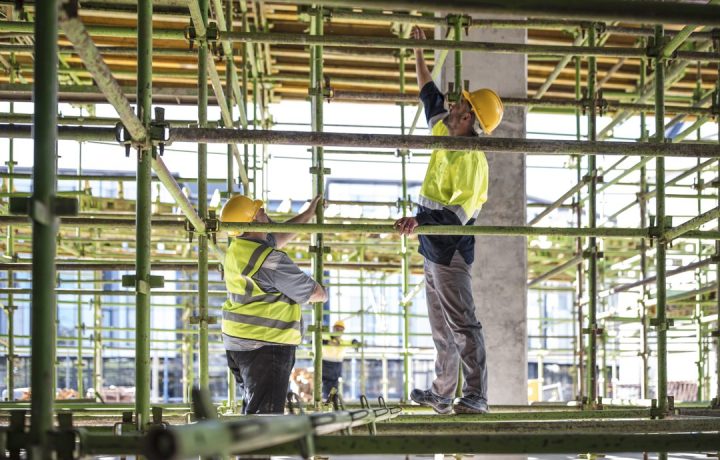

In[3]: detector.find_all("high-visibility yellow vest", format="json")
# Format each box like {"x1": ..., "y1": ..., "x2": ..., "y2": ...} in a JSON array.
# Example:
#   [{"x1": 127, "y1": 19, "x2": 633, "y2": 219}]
[
  {"x1": 418, "y1": 120, "x2": 489, "y2": 224},
  {"x1": 222, "y1": 238, "x2": 302, "y2": 345}
]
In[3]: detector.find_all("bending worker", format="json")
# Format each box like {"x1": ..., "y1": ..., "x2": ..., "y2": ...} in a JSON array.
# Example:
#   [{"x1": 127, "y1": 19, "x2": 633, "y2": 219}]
[
  {"x1": 394, "y1": 25, "x2": 503, "y2": 415},
  {"x1": 220, "y1": 195, "x2": 328, "y2": 414}
]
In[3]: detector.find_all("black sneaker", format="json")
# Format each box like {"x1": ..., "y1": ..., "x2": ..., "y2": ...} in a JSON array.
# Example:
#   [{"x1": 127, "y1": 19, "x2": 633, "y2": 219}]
[
  {"x1": 453, "y1": 394, "x2": 489, "y2": 414},
  {"x1": 410, "y1": 388, "x2": 453, "y2": 414}
]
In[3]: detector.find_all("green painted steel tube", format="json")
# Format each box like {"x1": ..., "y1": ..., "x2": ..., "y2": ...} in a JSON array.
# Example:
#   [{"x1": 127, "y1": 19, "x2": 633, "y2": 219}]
[
  {"x1": 29, "y1": 0, "x2": 57, "y2": 450},
  {"x1": 399, "y1": 36, "x2": 411, "y2": 402},
  {"x1": 6, "y1": 72, "x2": 15, "y2": 401},
  {"x1": 663, "y1": 206, "x2": 720, "y2": 242},
  {"x1": 93, "y1": 279, "x2": 103, "y2": 393},
  {"x1": 716, "y1": 45, "x2": 720, "y2": 406},
  {"x1": 268, "y1": 0, "x2": 720, "y2": 26},
  {"x1": 655, "y1": 25, "x2": 669, "y2": 417},
  {"x1": 144, "y1": 416, "x2": 314, "y2": 459},
  {"x1": 255, "y1": 432, "x2": 720, "y2": 456},
  {"x1": 197, "y1": 0, "x2": 210, "y2": 392},
  {"x1": 220, "y1": 30, "x2": 720, "y2": 61},
  {"x1": 225, "y1": 0, "x2": 234, "y2": 196},
  {"x1": 586, "y1": 24, "x2": 599, "y2": 404},
  {"x1": 310, "y1": 6, "x2": 326, "y2": 407},
  {"x1": 0, "y1": 20, "x2": 183, "y2": 39},
  {"x1": 57, "y1": 10, "x2": 146, "y2": 142},
  {"x1": 135, "y1": 0, "x2": 153, "y2": 431},
  {"x1": 168, "y1": 128, "x2": 720, "y2": 157}
]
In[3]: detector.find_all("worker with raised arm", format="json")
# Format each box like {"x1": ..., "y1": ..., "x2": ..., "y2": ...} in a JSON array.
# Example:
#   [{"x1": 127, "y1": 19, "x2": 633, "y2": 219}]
[
  {"x1": 219, "y1": 195, "x2": 328, "y2": 414},
  {"x1": 394, "y1": 25, "x2": 504, "y2": 414}
]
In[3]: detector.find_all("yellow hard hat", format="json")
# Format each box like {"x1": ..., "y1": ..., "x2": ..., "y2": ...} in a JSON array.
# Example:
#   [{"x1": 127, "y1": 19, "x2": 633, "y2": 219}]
[
  {"x1": 220, "y1": 194, "x2": 264, "y2": 223},
  {"x1": 462, "y1": 88, "x2": 504, "y2": 135},
  {"x1": 333, "y1": 320, "x2": 345, "y2": 330}
]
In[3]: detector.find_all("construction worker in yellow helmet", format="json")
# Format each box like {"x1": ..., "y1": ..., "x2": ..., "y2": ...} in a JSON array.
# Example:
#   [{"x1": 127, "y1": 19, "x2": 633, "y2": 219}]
[
  {"x1": 219, "y1": 194, "x2": 327, "y2": 414},
  {"x1": 394, "y1": 25, "x2": 503, "y2": 415},
  {"x1": 320, "y1": 319, "x2": 360, "y2": 399}
]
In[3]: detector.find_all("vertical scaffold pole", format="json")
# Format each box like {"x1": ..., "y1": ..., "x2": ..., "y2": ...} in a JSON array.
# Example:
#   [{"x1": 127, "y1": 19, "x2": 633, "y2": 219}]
[
  {"x1": 714, "y1": 33, "x2": 720, "y2": 408},
  {"x1": 76, "y1": 144, "x2": 84, "y2": 398},
  {"x1": 6, "y1": 60, "x2": 15, "y2": 400},
  {"x1": 135, "y1": 0, "x2": 153, "y2": 430},
  {"x1": 30, "y1": 0, "x2": 57, "y2": 450},
  {"x1": 226, "y1": 0, "x2": 235, "y2": 196},
  {"x1": 226, "y1": 0, "x2": 237, "y2": 410},
  {"x1": 197, "y1": 0, "x2": 210, "y2": 392},
  {"x1": 573, "y1": 54, "x2": 584, "y2": 400},
  {"x1": 399, "y1": 24, "x2": 411, "y2": 403},
  {"x1": 586, "y1": 24, "x2": 599, "y2": 405},
  {"x1": 654, "y1": 24, "x2": 669, "y2": 417},
  {"x1": 310, "y1": 5, "x2": 325, "y2": 407},
  {"x1": 93, "y1": 274, "x2": 102, "y2": 394},
  {"x1": 638, "y1": 45, "x2": 650, "y2": 400}
]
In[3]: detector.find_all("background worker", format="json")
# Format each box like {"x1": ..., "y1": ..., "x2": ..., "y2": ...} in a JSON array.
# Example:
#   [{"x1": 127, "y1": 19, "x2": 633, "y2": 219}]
[
  {"x1": 219, "y1": 195, "x2": 328, "y2": 414},
  {"x1": 321, "y1": 320, "x2": 360, "y2": 399},
  {"x1": 394, "y1": 25, "x2": 504, "y2": 415}
]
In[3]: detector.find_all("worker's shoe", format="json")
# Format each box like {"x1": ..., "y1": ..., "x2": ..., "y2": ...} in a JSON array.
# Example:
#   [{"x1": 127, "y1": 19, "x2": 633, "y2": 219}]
[
  {"x1": 453, "y1": 394, "x2": 489, "y2": 414},
  {"x1": 410, "y1": 388, "x2": 453, "y2": 414}
]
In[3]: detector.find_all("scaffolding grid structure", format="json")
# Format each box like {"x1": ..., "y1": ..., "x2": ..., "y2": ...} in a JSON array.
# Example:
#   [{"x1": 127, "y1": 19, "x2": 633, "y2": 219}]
[{"x1": 1, "y1": 0, "x2": 720, "y2": 458}]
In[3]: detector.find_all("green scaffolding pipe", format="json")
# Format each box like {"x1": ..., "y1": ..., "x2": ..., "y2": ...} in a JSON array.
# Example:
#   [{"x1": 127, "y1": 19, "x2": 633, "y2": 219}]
[
  {"x1": 168, "y1": 127, "x2": 720, "y2": 157},
  {"x1": 310, "y1": 5, "x2": 326, "y2": 408},
  {"x1": 219, "y1": 30, "x2": 720, "y2": 61},
  {"x1": 134, "y1": 0, "x2": 153, "y2": 431},
  {"x1": 3, "y1": 124, "x2": 720, "y2": 158},
  {"x1": 28, "y1": 0, "x2": 57, "y2": 449},
  {"x1": 255, "y1": 432, "x2": 720, "y2": 456},
  {"x1": 586, "y1": 24, "x2": 599, "y2": 404},
  {"x1": 655, "y1": 25, "x2": 669, "y2": 417},
  {"x1": 195, "y1": 0, "x2": 211, "y2": 393},
  {"x1": 663, "y1": 206, "x2": 720, "y2": 242},
  {"x1": 0, "y1": 20, "x2": 183, "y2": 39}
]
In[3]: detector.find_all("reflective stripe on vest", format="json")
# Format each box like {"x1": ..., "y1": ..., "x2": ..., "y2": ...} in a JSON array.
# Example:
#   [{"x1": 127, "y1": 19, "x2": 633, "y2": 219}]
[
  {"x1": 222, "y1": 238, "x2": 302, "y2": 345},
  {"x1": 419, "y1": 120, "x2": 489, "y2": 224}
]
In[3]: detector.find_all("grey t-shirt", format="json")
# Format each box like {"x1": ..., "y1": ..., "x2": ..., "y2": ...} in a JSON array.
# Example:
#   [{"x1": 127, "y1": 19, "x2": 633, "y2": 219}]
[{"x1": 223, "y1": 235, "x2": 317, "y2": 351}]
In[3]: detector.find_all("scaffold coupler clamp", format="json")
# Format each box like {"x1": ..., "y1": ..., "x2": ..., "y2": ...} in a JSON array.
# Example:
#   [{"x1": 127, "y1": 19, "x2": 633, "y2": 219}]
[
  {"x1": 446, "y1": 14, "x2": 472, "y2": 35},
  {"x1": 184, "y1": 22, "x2": 197, "y2": 50},
  {"x1": 9, "y1": 194, "x2": 79, "y2": 227},
  {"x1": 582, "y1": 323, "x2": 604, "y2": 337},
  {"x1": 596, "y1": 90, "x2": 608, "y2": 117},
  {"x1": 581, "y1": 246, "x2": 603, "y2": 260},
  {"x1": 114, "y1": 121, "x2": 133, "y2": 157},
  {"x1": 711, "y1": 88, "x2": 720, "y2": 121},
  {"x1": 205, "y1": 210, "x2": 219, "y2": 245},
  {"x1": 150, "y1": 107, "x2": 171, "y2": 156},
  {"x1": 206, "y1": 22, "x2": 219, "y2": 55},
  {"x1": 184, "y1": 216, "x2": 196, "y2": 243},
  {"x1": 122, "y1": 273, "x2": 165, "y2": 295}
]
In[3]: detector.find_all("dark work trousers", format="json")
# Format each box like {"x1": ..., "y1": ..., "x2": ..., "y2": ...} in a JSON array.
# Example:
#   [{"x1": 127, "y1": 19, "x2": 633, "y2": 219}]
[
  {"x1": 425, "y1": 251, "x2": 488, "y2": 400},
  {"x1": 226, "y1": 345, "x2": 296, "y2": 414},
  {"x1": 321, "y1": 360, "x2": 343, "y2": 399}
]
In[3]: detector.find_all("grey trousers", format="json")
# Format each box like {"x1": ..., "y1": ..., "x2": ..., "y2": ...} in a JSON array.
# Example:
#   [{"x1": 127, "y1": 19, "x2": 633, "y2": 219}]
[{"x1": 425, "y1": 252, "x2": 488, "y2": 400}]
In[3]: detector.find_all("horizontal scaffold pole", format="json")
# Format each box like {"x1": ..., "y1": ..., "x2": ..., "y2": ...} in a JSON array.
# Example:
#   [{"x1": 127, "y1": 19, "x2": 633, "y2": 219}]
[
  {"x1": 269, "y1": 0, "x2": 720, "y2": 26},
  {"x1": 251, "y1": 432, "x2": 720, "y2": 456},
  {"x1": 168, "y1": 128, "x2": 720, "y2": 158},
  {"x1": 4, "y1": 125, "x2": 719, "y2": 158},
  {"x1": 220, "y1": 31, "x2": 720, "y2": 61}
]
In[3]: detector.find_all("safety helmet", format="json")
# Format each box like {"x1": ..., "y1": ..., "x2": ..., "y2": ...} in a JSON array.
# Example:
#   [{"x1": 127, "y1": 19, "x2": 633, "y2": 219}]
[
  {"x1": 462, "y1": 88, "x2": 504, "y2": 135},
  {"x1": 333, "y1": 320, "x2": 345, "y2": 330},
  {"x1": 220, "y1": 194, "x2": 264, "y2": 223}
]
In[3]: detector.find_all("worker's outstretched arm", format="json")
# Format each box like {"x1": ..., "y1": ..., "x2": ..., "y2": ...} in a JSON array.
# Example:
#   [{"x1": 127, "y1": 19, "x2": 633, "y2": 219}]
[
  {"x1": 308, "y1": 283, "x2": 328, "y2": 303},
  {"x1": 273, "y1": 194, "x2": 323, "y2": 248},
  {"x1": 413, "y1": 25, "x2": 433, "y2": 89}
]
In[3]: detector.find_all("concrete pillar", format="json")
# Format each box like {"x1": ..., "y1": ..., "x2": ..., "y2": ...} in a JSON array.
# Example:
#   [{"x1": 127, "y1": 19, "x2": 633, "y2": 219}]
[{"x1": 438, "y1": 17, "x2": 528, "y2": 407}]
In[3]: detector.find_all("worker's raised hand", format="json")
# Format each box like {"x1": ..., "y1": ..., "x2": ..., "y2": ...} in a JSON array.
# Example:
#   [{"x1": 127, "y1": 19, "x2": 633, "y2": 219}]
[
  {"x1": 394, "y1": 216, "x2": 419, "y2": 235},
  {"x1": 411, "y1": 25, "x2": 427, "y2": 41},
  {"x1": 308, "y1": 194, "x2": 324, "y2": 214}
]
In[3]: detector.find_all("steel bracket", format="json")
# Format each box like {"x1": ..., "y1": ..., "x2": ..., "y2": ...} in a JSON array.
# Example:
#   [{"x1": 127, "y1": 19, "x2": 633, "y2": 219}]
[
  {"x1": 9, "y1": 196, "x2": 79, "y2": 224},
  {"x1": 150, "y1": 107, "x2": 170, "y2": 156},
  {"x1": 114, "y1": 121, "x2": 134, "y2": 156},
  {"x1": 446, "y1": 14, "x2": 472, "y2": 35},
  {"x1": 185, "y1": 217, "x2": 196, "y2": 243},
  {"x1": 582, "y1": 326, "x2": 604, "y2": 335},
  {"x1": 649, "y1": 318, "x2": 674, "y2": 331},
  {"x1": 151, "y1": 406, "x2": 169, "y2": 428},
  {"x1": 309, "y1": 166, "x2": 331, "y2": 175},
  {"x1": 581, "y1": 247, "x2": 604, "y2": 260},
  {"x1": 122, "y1": 274, "x2": 165, "y2": 294},
  {"x1": 309, "y1": 245, "x2": 331, "y2": 255},
  {"x1": 189, "y1": 315, "x2": 218, "y2": 325},
  {"x1": 204, "y1": 210, "x2": 219, "y2": 245}
]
